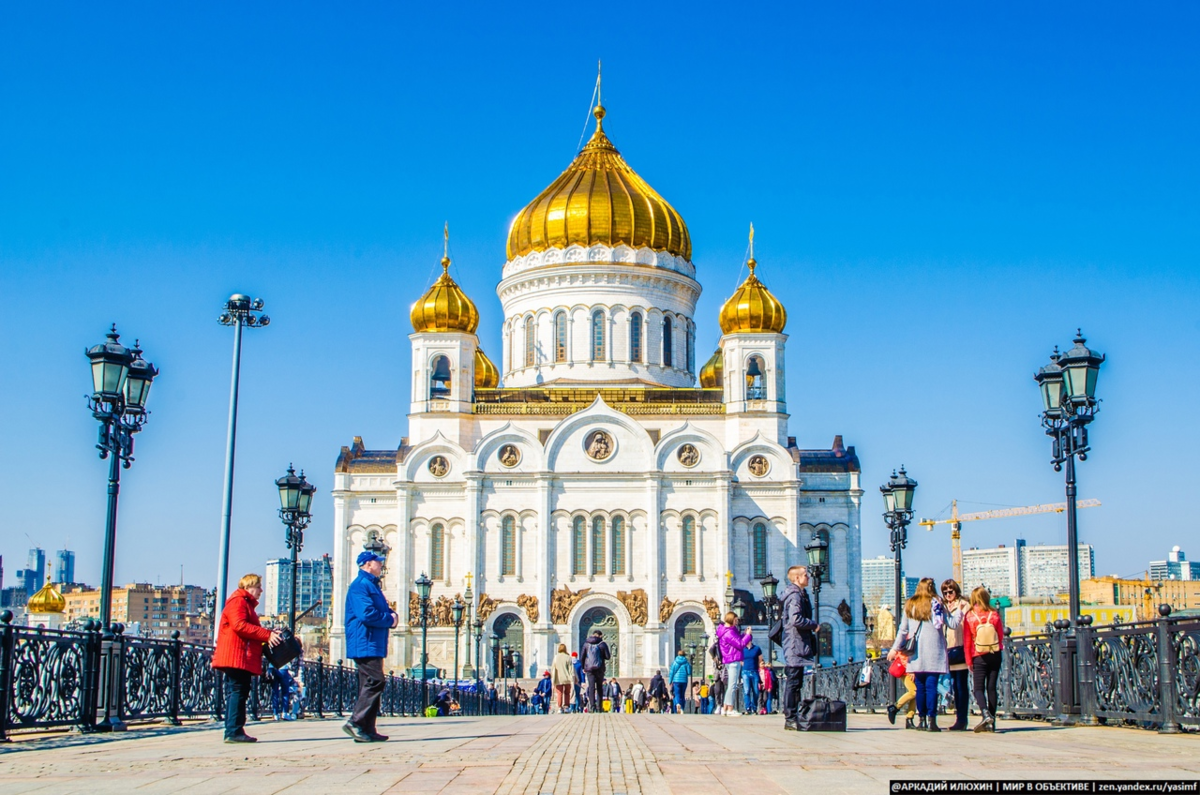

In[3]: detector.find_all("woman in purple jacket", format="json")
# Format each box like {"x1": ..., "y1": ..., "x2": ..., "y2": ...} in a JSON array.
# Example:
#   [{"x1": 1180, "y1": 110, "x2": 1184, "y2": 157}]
[{"x1": 714, "y1": 612, "x2": 753, "y2": 716}]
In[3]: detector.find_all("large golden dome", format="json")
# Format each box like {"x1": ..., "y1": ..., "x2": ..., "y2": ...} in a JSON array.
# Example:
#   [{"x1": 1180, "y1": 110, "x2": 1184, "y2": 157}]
[
  {"x1": 474, "y1": 347, "x2": 499, "y2": 389},
  {"x1": 699, "y1": 348, "x2": 723, "y2": 388},
  {"x1": 718, "y1": 258, "x2": 787, "y2": 334},
  {"x1": 410, "y1": 255, "x2": 480, "y2": 334},
  {"x1": 27, "y1": 578, "x2": 65, "y2": 614},
  {"x1": 506, "y1": 106, "x2": 691, "y2": 261}
]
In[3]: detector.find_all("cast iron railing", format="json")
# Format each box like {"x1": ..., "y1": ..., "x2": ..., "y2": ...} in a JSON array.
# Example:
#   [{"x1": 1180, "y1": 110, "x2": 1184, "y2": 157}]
[
  {"x1": 809, "y1": 608, "x2": 1200, "y2": 732},
  {"x1": 0, "y1": 611, "x2": 515, "y2": 739}
]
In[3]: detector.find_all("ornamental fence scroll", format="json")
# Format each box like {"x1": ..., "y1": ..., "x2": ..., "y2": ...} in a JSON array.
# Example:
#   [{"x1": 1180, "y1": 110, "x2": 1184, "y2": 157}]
[
  {"x1": 809, "y1": 608, "x2": 1200, "y2": 732},
  {"x1": 0, "y1": 611, "x2": 514, "y2": 739}
]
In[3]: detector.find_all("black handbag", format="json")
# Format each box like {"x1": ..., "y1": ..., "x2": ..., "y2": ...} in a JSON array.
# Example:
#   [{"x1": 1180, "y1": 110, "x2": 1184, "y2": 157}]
[
  {"x1": 947, "y1": 646, "x2": 966, "y2": 666},
  {"x1": 795, "y1": 696, "x2": 847, "y2": 732},
  {"x1": 263, "y1": 629, "x2": 303, "y2": 669},
  {"x1": 899, "y1": 621, "x2": 922, "y2": 655},
  {"x1": 768, "y1": 618, "x2": 783, "y2": 647}
]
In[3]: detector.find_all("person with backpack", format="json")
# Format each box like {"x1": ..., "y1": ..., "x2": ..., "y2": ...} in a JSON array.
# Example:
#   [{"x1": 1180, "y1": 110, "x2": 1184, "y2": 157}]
[
  {"x1": 963, "y1": 586, "x2": 1005, "y2": 733},
  {"x1": 649, "y1": 669, "x2": 668, "y2": 713},
  {"x1": 668, "y1": 650, "x2": 692, "y2": 713},
  {"x1": 581, "y1": 630, "x2": 610, "y2": 713},
  {"x1": 780, "y1": 565, "x2": 819, "y2": 729},
  {"x1": 887, "y1": 577, "x2": 958, "y2": 732}
]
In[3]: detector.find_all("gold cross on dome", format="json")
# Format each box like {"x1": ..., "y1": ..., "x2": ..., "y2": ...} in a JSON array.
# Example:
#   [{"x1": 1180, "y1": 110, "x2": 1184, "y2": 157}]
[
  {"x1": 464, "y1": 572, "x2": 473, "y2": 588},
  {"x1": 725, "y1": 571, "x2": 733, "y2": 587}
]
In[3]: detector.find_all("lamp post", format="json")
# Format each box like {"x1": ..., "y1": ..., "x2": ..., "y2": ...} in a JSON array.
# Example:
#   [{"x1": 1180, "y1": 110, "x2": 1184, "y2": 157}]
[
  {"x1": 490, "y1": 633, "x2": 500, "y2": 684},
  {"x1": 415, "y1": 573, "x2": 432, "y2": 711},
  {"x1": 760, "y1": 573, "x2": 779, "y2": 668},
  {"x1": 805, "y1": 533, "x2": 829, "y2": 663},
  {"x1": 473, "y1": 617, "x2": 484, "y2": 689},
  {"x1": 1034, "y1": 331, "x2": 1104, "y2": 629},
  {"x1": 275, "y1": 466, "x2": 315, "y2": 634},
  {"x1": 451, "y1": 598, "x2": 465, "y2": 699},
  {"x1": 462, "y1": 576, "x2": 474, "y2": 679},
  {"x1": 214, "y1": 295, "x2": 269, "y2": 639},
  {"x1": 86, "y1": 327, "x2": 158, "y2": 633},
  {"x1": 882, "y1": 466, "x2": 917, "y2": 701},
  {"x1": 501, "y1": 643, "x2": 512, "y2": 692}
]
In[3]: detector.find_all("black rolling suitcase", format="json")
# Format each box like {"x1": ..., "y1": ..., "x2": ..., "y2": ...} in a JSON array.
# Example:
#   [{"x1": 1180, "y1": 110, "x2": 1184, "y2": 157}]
[{"x1": 795, "y1": 696, "x2": 847, "y2": 731}]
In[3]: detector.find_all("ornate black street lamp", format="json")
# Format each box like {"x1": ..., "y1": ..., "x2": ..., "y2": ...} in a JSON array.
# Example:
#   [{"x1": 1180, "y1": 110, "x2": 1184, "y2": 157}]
[
  {"x1": 882, "y1": 466, "x2": 917, "y2": 701},
  {"x1": 699, "y1": 632, "x2": 709, "y2": 684},
  {"x1": 214, "y1": 295, "x2": 268, "y2": 639},
  {"x1": 473, "y1": 617, "x2": 484, "y2": 689},
  {"x1": 1034, "y1": 331, "x2": 1104, "y2": 629},
  {"x1": 451, "y1": 597, "x2": 465, "y2": 699},
  {"x1": 760, "y1": 573, "x2": 780, "y2": 668},
  {"x1": 86, "y1": 327, "x2": 158, "y2": 633},
  {"x1": 501, "y1": 643, "x2": 512, "y2": 692},
  {"x1": 805, "y1": 533, "x2": 829, "y2": 662},
  {"x1": 275, "y1": 465, "x2": 315, "y2": 633},
  {"x1": 86, "y1": 327, "x2": 157, "y2": 733},
  {"x1": 415, "y1": 573, "x2": 432, "y2": 711},
  {"x1": 490, "y1": 633, "x2": 501, "y2": 684},
  {"x1": 462, "y1": 576, "x2": 474, "y2": 679}
]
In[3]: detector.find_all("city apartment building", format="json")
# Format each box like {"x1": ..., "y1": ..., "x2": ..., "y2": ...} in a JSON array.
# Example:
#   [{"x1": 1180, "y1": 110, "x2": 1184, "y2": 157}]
[
  {"x1": 63, "y1": 583, "x2": 211, "y2": 643},
  {"x1": 263, "y1": 554, "x2": 334, "y2": 621},
  {"x1": 960, "y1": 539, "x2": 1094, "y2": 600},
  {"x1": 1082, "y1": 575, "x2": 1200, "y2": 619},
  {"x1": 1148, "y1": 546, "x2": 1199, "y2": 582},
  {"x1": 861, "y1": 555, "x2": 919, "y2": 608}
]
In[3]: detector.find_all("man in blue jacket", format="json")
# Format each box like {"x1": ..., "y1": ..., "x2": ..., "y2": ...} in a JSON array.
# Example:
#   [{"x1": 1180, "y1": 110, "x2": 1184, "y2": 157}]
[{"x1": 343, "y1": 550, "x2": 397, "y2": 742}]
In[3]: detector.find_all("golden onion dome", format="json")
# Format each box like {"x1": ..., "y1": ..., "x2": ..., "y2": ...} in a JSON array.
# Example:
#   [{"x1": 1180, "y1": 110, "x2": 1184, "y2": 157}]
[
  {"x1": 27, "y1": 578, "x2": 66, "y2": 614},
  {"x1": 718, "y1": 257, "x2": 787, "y2": 335},
  {"x1": 410, "y1": 254, "x2": 480, "y2": 334},
  {"x1": 474, "y1": 347, "x2": 499, "y2": 389},
  {"x1": 699, "y1": 348, "x2": 723, "y2": 388},
  {"x1": 506, "y1": 105, "x2": 691, "y2": 261}
]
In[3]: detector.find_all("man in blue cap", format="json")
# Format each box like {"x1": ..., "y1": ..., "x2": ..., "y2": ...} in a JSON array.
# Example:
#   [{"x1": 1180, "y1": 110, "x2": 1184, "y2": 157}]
[{"x1": 343, "y1": 550, "x2": 397, "y2": 742}]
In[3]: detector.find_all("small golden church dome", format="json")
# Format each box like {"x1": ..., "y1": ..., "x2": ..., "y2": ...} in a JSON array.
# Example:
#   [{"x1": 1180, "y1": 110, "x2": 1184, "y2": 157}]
[
  {"x1": 474, "y1": 348, "x2": 499, "y2": 389},
  {"x1": 506, "y1": 105, "x2": 691, "y2": 261},
  {"x1": 27, "y1": 578, "x2": 66, "y2": 614},
  {"x1": 718, "y1": 227, "x2": 787, "y2": 334},
  {"x1": 699, "y1": 348, "x2": 723, "y2": 388},
  {"x1": 410, "y1": 230, "x2": 480, "y2": 334}
]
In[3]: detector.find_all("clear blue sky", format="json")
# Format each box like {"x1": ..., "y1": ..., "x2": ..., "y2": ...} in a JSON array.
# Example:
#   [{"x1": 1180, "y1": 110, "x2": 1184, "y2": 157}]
[{"x1": 1, "y1": 3, "x2": 1197, "y2": 593}]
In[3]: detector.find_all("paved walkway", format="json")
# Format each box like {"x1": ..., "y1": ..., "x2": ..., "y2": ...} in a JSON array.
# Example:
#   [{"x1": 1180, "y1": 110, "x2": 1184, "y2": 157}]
[{"x1": 1, "y1": 714, "x2": 1196, "y2": 794}]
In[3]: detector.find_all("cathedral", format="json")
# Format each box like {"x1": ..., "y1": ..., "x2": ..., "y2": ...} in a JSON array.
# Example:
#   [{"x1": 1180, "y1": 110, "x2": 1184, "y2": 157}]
[{"x1": 328, "y1": 100, "x2": 866, "y2": 679}]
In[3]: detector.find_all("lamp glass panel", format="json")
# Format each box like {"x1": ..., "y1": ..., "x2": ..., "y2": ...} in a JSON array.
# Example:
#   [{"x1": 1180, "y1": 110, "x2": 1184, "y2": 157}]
[
  {"x1": 882, "y1": 489, "x2": 896, "y2": 513},
  {"x1": 895, "y1": 486, "x2": 915, "y2": 512},
  {"x1": 298, "y1": 485, "x2": 314, "y2": 515},
  {"x1": 124, "y1": 375, "x2": 151, "y2": 409},
  {"x1": 1064, "y1": 363, "x2": 1087, "y2": 400}
]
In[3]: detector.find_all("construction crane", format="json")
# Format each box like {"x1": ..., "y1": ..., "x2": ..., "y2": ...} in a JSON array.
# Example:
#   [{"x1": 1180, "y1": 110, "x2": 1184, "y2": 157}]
[{"x1": 920, "y1": 499, "x2": 1102, "y2": 583}]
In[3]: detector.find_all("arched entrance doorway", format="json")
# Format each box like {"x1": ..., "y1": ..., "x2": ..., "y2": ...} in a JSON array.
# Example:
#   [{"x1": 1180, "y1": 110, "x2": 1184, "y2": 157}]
[
  {"x1": 578, "y1": 605, "x2": 619, "y2": 675},
  {"x1": 673, "y1": 612, "x2": 706, "y2": 661},
  {"x1": 493, "y1": 613, "x2": 524, "y2": 679}
]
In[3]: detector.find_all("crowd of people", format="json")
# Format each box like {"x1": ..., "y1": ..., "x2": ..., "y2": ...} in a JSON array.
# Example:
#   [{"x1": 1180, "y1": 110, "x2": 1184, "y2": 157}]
[{"x1": 209, "y1": 556, "x2": 1004, "y2": 743}]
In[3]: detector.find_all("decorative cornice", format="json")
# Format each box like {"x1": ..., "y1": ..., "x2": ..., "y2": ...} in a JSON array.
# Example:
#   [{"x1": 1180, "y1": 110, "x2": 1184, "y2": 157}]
[{"x1": 502, "y1": 244, "x2": 695, "y2": 280}]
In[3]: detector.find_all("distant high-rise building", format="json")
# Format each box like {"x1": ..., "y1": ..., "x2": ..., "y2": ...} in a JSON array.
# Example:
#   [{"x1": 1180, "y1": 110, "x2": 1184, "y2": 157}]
[
  {"x1": 263, "y1": 554, "x2": 334, "y2": 620},
  {"x1": 62, "y1": 583, "x2": 210, "y2": 642},
  {"x1": 1148, "y1": 546, "x2": 1199, "y2": 581},
  {"x1": 55, "y1": 549, "x2": 76, "y2": 584},
  {"x1": 961, "y1": 539, "x2": 1095, "y2": 601},
  {"x1": 24, "y1": 548, "x2": 46, "y2": 592},
  {"x1": 861, "y1": 556, "x2": 921, "y2": 608}
]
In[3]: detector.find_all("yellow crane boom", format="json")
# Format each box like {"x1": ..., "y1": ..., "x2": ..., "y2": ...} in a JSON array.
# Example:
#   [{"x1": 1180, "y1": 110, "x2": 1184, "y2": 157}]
[{"x1": 919, "y1": 498, "x2": 1102, "y2": 583}]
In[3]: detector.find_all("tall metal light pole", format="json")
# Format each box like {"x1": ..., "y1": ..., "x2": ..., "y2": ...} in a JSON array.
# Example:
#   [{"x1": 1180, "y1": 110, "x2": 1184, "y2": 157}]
[
  {"x1": 451, "y1": 598, "x2": 465, "y2": 699},
  {"x1": 86, "y1": 327, "x2": 158, "y2": 632},
  {"x1": 215, "y1": 295, "x2": 268, "y2": 636},
  {"x1": 416, "y1": 573, "x2": 432, "y2": 712},
  {"x1": 805, "y1": 532, "x2": 830, "y2": 696},
  {"x1": 473, "y1": 617, "x2": 484, "y2": 689},
  {"x1": 759, "y1": 573, "x2": 779, "y2": 668},
  {"x1": 881, "y1": 467, "x2": 917, "y2": 701},
  {"x1": 275, "y1": 465, "x2": 316, "y2": 633},
  {"x1": 1034, "y1": 332, "x2": 1104, "y2": 629}
]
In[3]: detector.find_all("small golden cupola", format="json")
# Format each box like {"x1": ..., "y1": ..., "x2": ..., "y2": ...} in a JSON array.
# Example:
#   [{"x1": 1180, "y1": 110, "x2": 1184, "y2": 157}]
[
  {"x1": 474, "y1": 348, "x2": 500, "y2": 389},
  {"x1": 506, "y1": 103, "x2": 691, "y2": 261},
  {"x1": 410, "y1": 225, "x2": 480, "y2": 334},
  {"x1": 699, "y1": 348, "x2": 724, "y2": 388},
  {"x1": 26, "y1": 577, "x2": 66, "y2": 614},
  {"x1": 718, "y1": 225, "x2": 787, "y2": 335}
]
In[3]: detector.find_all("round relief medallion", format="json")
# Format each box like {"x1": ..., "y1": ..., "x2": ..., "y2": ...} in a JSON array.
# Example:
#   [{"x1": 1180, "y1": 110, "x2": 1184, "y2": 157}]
[
  {"x1": 428, "y1": 455, "x2": 450, "y2": 478},
  {"x1": 584, "y1": 430, "x2": 615, "y2": 461},
  {"x1": 747, "y1": 454, "x2": 770, "y2": 478},
  {"x1": 677, "y1": 443, "x2": 700, "y2": 468},
  {"x1": 498, "y1": 443, "x2": 521, "y2": 468}
]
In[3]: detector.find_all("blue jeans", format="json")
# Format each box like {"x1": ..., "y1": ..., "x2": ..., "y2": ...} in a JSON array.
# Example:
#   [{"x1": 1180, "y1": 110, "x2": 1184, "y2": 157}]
[
  {"x1": 222, "y1": 668, "x2": 253, "y2": 739},
  {"x1": 672, "y1": 682, "x2": 687, "y2": 713},
  {"x1": 742, "y1": 670, "x2": 759, "y2": 714},
  {"x1": 913, "y1": 672, "x2": 940, "y2": 718}
]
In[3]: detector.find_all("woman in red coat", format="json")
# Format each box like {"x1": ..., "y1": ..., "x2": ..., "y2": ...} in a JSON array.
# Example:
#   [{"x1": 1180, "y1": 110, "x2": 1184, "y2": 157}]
[{"x1": 212, "y1": 573, "x2": 281, "y2": 743}]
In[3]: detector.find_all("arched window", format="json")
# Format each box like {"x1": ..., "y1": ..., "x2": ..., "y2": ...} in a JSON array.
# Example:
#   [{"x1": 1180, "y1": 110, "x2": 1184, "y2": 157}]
[
  {"x1": 686, "y1": 323, "x2": 695, "y2": 374},
  {"x1": 816, "y1": 528, "x2": 831, "y2": 583},
  {"x1": 555, "y1": 312, "x2": 567, "y2": 363},
  {"x1": 818, "y1": 623, "x2": 833, "y2": 659},
  {"x1": 501, "y1": 516, "x2": 516, "y2": 576},
  {"x1": 524, "y1": 316, "x2": 536, "y2": 367},
  {"x1": 747, "y1": 355, "x2": 766, "y2": 399},
  {"x1": 572, "y1": 516, "x2": 586, "y2": 575},
  {"x1": 662, "y1": 317, "x2": 673, "y2": 367},
  {"x1": 611, "y1": 516, "x2": 626, "y2": 575},
  {"x1": 430, "y1": 355, "x2": 451, "y2": 399},
  {"x1": 591, "y1": 516, "x2": 606, "y2": 575},
  {"x1": 629, "y1": 312, "x2": 642, "y2": 363},
  {"x1": 430, "y1": 523, "x2": 445, "y2": 580},
  {"x1": 752, "y1": 522, "x2": 768, "y2": 579},
  {"x1": 682, "y1": 515, "x2": 696, "y2": 575},
  {"x1": 592, "y1": 310, "x2": 606, "y2": 361}
]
